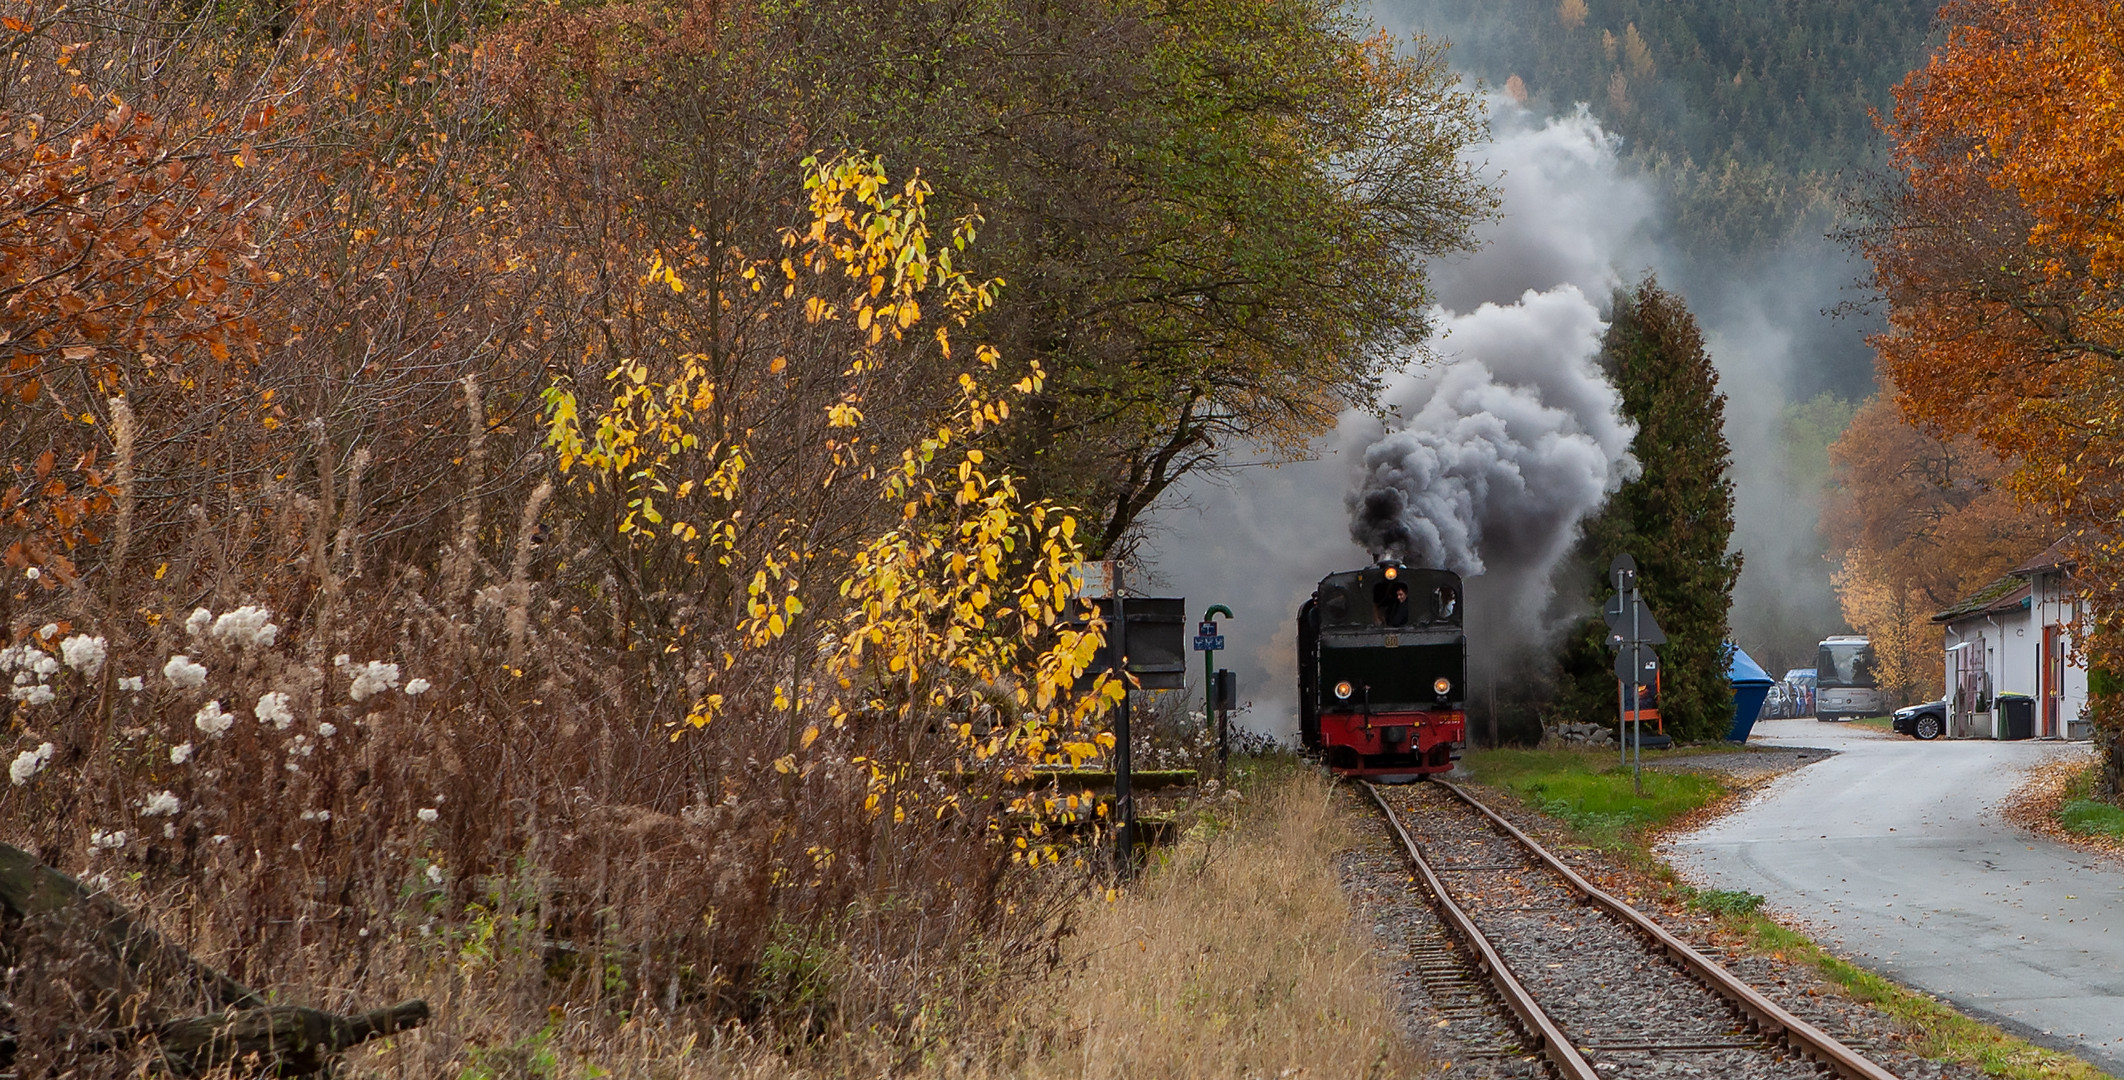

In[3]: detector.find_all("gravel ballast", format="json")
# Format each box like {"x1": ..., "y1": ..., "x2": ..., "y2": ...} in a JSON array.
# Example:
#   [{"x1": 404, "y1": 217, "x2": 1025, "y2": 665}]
[{"x1": 1340, "y1": 772, "x2": 1995, "y2": 1079}]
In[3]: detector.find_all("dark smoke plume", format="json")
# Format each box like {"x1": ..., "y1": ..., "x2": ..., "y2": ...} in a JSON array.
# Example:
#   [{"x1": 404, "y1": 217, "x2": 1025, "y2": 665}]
[{"x1": 1349, "y1": 284, "x2": 1637, "y2": 633}]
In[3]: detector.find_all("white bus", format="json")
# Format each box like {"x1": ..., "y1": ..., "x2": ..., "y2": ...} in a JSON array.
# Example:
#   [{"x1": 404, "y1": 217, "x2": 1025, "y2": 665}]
[{"x1": 1815, "y1": 635, "x2": 1886, "y2": 721}]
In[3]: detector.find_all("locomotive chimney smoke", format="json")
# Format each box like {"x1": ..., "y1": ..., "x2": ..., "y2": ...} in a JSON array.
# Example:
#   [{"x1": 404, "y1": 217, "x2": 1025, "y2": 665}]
[
  {"x1": 1348, "y1": 284, "x2": 1637, "y2": 633},
  {"x1": 1137, "y1": 98, "x2": 1655, "y2": 740},
  {"x1": 1348, "y1": 102, "x2": 1648, "y2": 642}
]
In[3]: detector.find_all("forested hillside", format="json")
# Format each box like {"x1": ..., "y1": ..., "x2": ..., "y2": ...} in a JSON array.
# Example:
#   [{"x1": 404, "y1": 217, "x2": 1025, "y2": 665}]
[{"x1": 1385, "y1": 0, "x2": 1940, "y2": 257}]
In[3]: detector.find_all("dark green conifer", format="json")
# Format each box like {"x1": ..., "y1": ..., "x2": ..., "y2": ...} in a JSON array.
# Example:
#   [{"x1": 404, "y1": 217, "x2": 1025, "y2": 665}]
[{"x1": 1561, "y1": 277, "x2": 1742, "y2": 742}]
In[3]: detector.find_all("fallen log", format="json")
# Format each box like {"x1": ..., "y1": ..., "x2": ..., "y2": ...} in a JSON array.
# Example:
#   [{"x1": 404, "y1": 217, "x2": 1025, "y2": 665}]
[
  {"x1": 85, "y1": 1000, "x2": 431, "y2": 1077},
  {"x1": 0, "y1": 842, "x2": 262, "y2": 1018},
  {"x1": 0, "y1": 842, "x2": 430, "y2": 1075}
]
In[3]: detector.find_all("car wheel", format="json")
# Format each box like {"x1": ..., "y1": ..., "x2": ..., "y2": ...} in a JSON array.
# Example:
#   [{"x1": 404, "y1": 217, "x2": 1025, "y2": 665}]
[{"x1": 1914, "y1": 712, "x2": 1944, "y2": 741}]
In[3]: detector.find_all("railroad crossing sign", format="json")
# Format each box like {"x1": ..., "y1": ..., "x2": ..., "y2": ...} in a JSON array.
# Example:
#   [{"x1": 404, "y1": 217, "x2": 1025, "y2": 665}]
[
  {"x1": 1191, "y1": 621, "x2": 1225, "y2": 652},
  {"x1": 1602, "y1": 594, "x2": 1667, "y2": 645}
]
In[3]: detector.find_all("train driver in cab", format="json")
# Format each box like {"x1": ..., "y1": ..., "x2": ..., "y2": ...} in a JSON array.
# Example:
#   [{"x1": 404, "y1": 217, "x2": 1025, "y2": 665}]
[{"x1": 1381, "y1": 583, "x2": 1411, "y2": 626}]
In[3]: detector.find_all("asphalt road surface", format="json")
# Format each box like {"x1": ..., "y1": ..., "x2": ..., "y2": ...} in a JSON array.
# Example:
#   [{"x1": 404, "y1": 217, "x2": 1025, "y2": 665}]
[{"x1": 1663, "y1": 718, "x2": 2124, "y2": 1076}]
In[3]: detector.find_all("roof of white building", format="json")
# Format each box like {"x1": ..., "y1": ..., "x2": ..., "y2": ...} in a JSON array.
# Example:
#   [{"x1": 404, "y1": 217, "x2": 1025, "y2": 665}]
[
  {"x1": 2013, "y1": 537, "x2": 2073, "y2": 576},
  {"x1": 1932, "y1": 574, "x2": 2031, "y2": 624}
]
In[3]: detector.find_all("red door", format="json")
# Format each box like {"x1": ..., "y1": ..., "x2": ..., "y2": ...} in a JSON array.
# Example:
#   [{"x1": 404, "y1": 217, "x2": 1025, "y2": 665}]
[{"x1": 2042, "y1": 625, "x2": 2062, "y2": 737}]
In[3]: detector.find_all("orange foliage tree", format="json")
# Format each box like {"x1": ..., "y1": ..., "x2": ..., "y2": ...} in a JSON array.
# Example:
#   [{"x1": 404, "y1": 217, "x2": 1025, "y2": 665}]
[
  {"x1": 1863, "y1": 0, "x2": 2124, "y2": 784},
  {"x1": 1823, "y1": 395, "x2": 2047, "y2": 703},
  {"x1": 0, "y1": 11, "x2": 279, "y2": 594}
]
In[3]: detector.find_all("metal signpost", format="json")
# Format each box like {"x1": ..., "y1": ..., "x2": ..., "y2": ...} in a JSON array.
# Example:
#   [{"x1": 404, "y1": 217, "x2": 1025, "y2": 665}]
[
  {"x1": 1071, "y1": 563, "x2": 1187, "y2": 876},
  {"x1": 1194, "y1": 605, "x2": 1233, "y2": 772},
  {"x1": 1108, "y1": 562, "x2": 1135, "y2": 874},
  {"x1": 1606, "y1": 554, "x2": 1666, "y2": 795}
]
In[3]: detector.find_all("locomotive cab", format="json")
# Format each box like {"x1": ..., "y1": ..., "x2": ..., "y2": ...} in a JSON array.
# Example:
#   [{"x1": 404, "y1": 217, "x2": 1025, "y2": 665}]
[{"x1": 1298, "y1": 561, "x2": 1467, "y2": 779}]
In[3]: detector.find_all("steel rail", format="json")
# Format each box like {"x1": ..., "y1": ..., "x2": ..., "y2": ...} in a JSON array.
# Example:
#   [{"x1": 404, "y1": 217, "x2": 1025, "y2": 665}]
[
  {"x1": 1363, "y1": 783, "x2": 1600, "y2": 1080},
  {"x1": 1433, "y1": 778, "x2": 1901, "y2": 1080}
]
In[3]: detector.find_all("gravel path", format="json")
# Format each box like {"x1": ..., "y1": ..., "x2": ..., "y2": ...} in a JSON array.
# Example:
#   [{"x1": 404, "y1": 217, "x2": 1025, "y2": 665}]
[{"x1": 1340, "y1": 777, "x2": 1994, "y2": 1079}]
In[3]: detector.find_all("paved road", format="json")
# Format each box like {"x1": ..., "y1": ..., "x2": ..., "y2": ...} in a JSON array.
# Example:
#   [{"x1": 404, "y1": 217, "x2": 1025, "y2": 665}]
[{"x1": 1662, "y1": 718, "x2": 2124, "y2": 1076}]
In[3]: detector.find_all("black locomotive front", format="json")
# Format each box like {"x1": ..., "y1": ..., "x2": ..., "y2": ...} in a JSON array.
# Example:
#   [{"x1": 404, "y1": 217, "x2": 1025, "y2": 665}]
[{"x1": 1297, "y1": 561, "x2": 1467, "y2": 778}]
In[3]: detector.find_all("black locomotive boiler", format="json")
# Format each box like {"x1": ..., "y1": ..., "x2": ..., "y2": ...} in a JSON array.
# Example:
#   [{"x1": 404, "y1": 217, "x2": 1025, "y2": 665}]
[{"x1": 1297, "y1": 560, "x2": 1467, "y2": 778}]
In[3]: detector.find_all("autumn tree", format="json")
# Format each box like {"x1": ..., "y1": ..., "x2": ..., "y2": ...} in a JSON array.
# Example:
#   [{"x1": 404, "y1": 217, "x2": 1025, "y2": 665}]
[
  {"x1": 0, "y1": 7, "x2": 282, "y2": 602},
  {"x1": 1822, "y1": 395, "x2": 2048, "y2": 703},
  {"x1": 1557, "y1": 279, "x2": 1740, "y2": 741},
  {"x1": 1862, "y1": 0, "x2": 2124, "y2": 788},
  {"x1": 488, "y1": 0, "x2": 1494, "y2": 558}
]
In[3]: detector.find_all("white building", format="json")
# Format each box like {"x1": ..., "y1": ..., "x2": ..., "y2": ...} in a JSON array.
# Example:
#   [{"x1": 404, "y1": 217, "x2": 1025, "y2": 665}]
[{"x1": 1933, "y1": 540, "x2": 2088, "y2": 740}]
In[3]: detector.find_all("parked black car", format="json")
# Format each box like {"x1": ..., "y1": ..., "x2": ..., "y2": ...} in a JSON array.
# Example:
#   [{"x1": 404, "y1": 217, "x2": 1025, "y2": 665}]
[{"x1": 1891, "y1": 700, "x2": 1947, "y2": 741}]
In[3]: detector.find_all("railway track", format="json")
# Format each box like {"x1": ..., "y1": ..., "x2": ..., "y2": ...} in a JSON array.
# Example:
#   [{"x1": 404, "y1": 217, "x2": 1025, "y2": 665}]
[{"x1": 1367, "y1": 779, "x2": 1901, "y2": 1080}]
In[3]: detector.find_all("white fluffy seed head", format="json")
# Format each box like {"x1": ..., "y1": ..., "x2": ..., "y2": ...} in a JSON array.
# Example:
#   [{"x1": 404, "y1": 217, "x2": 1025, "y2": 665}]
[
  {"x1": 162, "y1": 655, "x2": 208, "y2": 690},
  {"x1": 9, "y1": 742, "x2": 56, "y2": 785},
  {"x1": 59, "y1": 635, "x2": 107, "y2": 677},
  {"x1": 210, "y1": 606, "x2": 279, "y2": 648},
  {"x1": 193, "y1": 700, "x2": 234, "y2": 738},
  {"x1": 347, "y1": 661, "x2": 401, "y2": 702},
  {"x1": 254, "y1": 691, "x2": 296, "y2": 730}
]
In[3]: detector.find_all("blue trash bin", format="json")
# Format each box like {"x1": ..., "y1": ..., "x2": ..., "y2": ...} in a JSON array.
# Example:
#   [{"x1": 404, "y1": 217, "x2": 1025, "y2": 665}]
[{"x1": 1727, "y1": 644, "x2": 1775, "y2": 742}]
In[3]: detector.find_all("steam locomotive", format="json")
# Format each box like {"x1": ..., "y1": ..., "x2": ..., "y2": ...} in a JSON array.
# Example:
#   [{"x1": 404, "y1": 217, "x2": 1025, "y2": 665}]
[{"x1": 1297, "y1": 560, "x2": 1467, "y2": 779}]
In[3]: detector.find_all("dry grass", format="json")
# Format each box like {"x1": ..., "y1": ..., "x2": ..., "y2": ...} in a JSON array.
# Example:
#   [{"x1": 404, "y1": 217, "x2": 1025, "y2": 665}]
[
  {"x1": 305, "y1": 764, "x2": 1420, "y2": 1080},
  {"x1": 1014, "y1": 767, "x2": 1418, "y2": 1080}
]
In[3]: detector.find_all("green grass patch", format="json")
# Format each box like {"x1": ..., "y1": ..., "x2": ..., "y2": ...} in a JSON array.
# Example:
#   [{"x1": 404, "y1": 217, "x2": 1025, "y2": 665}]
[
  {"x1": 1687, "y1": 888, "x2": 1765, "y2": 916},
  {"x1": 2059, "y1": 798, "x2": 2124, "y2": 840},
  {"x1": 1850, "y1": 715, "x2": 1894, "y2": 732},
  {"x1": 1720, "y1": 910, "x2": 2105, "y2": 1080},
  {"x1": 1460, "y1": 747, "x2": 1726, "y2": 843}
]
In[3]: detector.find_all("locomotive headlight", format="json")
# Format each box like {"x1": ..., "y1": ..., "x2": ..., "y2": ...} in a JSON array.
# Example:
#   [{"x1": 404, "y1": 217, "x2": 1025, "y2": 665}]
[
  {"x1": 1383, "y1": 565, "x2": 1398, "y2": 580},
  {"x1": 1333, "y1": 680, "x2": 1354, "y2": 700},
  {"x1": 1433, "y1": 676, "x2": 1452, "y2": 696}
]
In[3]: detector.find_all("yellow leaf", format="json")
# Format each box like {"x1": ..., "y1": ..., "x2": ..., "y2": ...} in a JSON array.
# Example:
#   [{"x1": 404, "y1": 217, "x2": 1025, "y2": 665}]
[{"x1": 801, "y1": 725, "x2": 820, "y2": 749}]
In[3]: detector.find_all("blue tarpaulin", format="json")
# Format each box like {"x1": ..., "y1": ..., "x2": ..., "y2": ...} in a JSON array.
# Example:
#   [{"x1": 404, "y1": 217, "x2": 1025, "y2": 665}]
[{"x1": 1726, "y1": 644, "x2": 1776, "y2": 742}]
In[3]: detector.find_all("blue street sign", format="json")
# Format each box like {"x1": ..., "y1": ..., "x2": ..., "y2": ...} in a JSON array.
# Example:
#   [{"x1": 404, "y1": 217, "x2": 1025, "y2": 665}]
[{"x1": 1192, "y1": 634, "x2": 1225, "y2": 652}]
